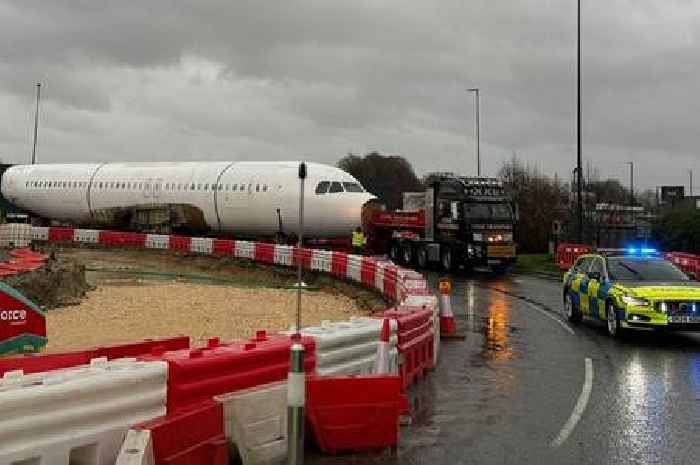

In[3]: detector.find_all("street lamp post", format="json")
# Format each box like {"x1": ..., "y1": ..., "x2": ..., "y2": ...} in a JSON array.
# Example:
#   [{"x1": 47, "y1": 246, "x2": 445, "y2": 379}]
[
  {"x1": 689, "y1": 169, "x2": 694, "y2": 197},
  {"x1": 627, "y1": 161, "x2": 634, "y2": 205},
  {"x1": 576, "y1": 0, "x2": 583, "y2": 243},
  {"x1": 467, "y1": 88, "x2": 480, "y2": 176},
  {"x1": 31, "y1": 83, "x2": 41, "y2": 165}
]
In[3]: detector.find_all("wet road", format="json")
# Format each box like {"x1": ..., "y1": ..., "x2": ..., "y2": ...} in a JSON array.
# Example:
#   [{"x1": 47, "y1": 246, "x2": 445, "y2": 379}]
[{"x1": 309, "y1": 272, "x2": 700, "y2": 464}]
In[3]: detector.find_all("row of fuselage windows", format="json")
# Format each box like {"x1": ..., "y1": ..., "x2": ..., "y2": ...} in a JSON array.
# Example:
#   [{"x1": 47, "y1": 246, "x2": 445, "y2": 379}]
[
  {"x1": 315, "y1": 181, "x2": 363, "y2": 194},
  {"x1": 24, "y1": 180, "x2": 270, "y2": 193}
]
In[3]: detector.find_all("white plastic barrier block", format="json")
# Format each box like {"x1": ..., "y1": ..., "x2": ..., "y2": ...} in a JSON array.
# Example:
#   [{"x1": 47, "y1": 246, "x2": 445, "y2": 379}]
[
  {"x1": 346, "y1": 255, "x2": 362, "y2": 283},
  {"x1": 145, "y1": 234, "x2": 170, "y2": 250},
  {"x1": 374, "y1": 262, "x2": 386, "y2": 294},
  {"x1": 115, "y1": 429, "x2": 153, "y2": 465},
  {"x1": 190, "y1": 237, "x2": 213, "y2": 254},
  {"x1": 31, "y1": 226, "x2": 49, "y2": 241},
  {"x1": 273, "y1": 245, "x2": 293, "y2": 266},
  {"x1": 73, "y1": 228, "x2": 100, "y2": 244},
  {"x1": 215, "y1": 381, "x2": 287, "y2": 465},
  {"x1": 0, "y1": 224, "x2": 33, "y2": 247},
  {"x1": 311, "y1": 250, "x2": 332, "y2": 273},
  {"x1": 0, "y1": 358, "x2": 168, "y2": 465},
  {"x1": 285, "y1": 317, "x2": 398, "y2": 376},
  {"x1": 235, "y1": 241, "x2": 255, "y2": 260}
]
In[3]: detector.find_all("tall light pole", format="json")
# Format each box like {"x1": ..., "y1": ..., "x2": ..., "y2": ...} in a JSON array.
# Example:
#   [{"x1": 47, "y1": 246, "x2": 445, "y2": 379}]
[
  {"x1": 31, "y1": 83, "x2": 41, "y2": 165},
  {"x1": 689, "y1": 169, "x2": 694, "y2": 197},
  {"x1": 627, "y1": 161, "x2": 634, "y2": 205},
  {"x1": 576, "y1": 0, "x2": 583, "y2": 243},
  {"x1": 467, "y1": 88, "x2": 480, "y2": 176}
]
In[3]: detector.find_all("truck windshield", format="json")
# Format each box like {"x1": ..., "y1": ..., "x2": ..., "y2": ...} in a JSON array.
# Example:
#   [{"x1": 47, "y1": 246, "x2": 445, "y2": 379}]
[{"x1": 464, "y1": 203, "x2": 512, "y2": 220}]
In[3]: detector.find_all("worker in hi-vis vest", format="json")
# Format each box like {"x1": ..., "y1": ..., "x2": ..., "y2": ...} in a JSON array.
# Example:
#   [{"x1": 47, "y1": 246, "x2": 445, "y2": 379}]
[{"x1": 352, "y1": 226, "x2": 366, "y2": 255}]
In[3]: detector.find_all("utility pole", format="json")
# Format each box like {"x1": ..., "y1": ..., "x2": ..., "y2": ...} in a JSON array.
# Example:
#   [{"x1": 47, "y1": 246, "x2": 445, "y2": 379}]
[
  {"x1": 576, "y1": 0, "x2": 583, "y2": 243},
  {"x1": 467, "y1": 88, "x2": 480, "y2": 176},
  {"x1": 627, "y1": 161, "x2": 634, "y2": 205},
  {"x1": 31, "y1": 83, "x2": 41, "y2": 165}
]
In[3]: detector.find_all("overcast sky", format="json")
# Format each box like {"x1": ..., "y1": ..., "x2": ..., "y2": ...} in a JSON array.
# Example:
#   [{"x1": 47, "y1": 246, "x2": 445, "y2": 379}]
[{"x1": 1, "y1": 0, "x2": 699, "y2": 191}]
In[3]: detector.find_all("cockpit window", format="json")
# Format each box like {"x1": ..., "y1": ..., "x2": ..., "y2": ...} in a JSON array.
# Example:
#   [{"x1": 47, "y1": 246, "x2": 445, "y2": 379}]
[
  {"x1": 315, "y1": 181, "x2": 330, "y2": 194},
  {"x1": 342, "y1": 182, "x2": 363, "y2": 193},
  {"x1": 329, "y1": 182, "x2": 343, "y2": 193}
]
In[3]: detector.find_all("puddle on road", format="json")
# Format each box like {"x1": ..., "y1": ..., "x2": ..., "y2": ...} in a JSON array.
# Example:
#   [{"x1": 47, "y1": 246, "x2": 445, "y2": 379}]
[{"x1": 481, "y1": 291, "x2": 518, "y2": 360}]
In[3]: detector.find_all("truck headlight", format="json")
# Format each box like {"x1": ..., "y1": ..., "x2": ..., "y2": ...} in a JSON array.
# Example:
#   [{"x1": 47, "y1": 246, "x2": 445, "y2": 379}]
[
  {"x1": 621, "y1": 295, "x2": 650, "y2": 307},
  {"x1": 473, "y1": 233, "x2": 483, "y2": 241}
]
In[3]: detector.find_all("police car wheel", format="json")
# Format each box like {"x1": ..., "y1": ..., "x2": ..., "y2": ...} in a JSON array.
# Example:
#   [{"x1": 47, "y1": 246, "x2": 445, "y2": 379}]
[
  {"x1": 564, "y1": 291, "x2": 581, "y2": 323},
  {"x1": 606, "y1": 301, "x2": 621, "y2": 337}
]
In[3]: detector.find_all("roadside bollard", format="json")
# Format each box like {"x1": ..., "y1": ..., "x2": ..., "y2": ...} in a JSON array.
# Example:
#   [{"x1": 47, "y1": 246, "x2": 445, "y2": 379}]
[
  {"x1": 372, "y1": 318, "x2": 392, "y2": 374},
  {"x1": 287, "y1": 342, "x2": 305, "y2": 465},
  {"x1": 439, "y1": 277, "x2": 464, "y2": 339}
]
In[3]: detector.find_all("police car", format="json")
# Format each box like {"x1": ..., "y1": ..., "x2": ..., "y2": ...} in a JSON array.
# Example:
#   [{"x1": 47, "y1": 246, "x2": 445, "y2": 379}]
[{"x1": 562, "y1": 248, "x2": 700, "y2": 337}]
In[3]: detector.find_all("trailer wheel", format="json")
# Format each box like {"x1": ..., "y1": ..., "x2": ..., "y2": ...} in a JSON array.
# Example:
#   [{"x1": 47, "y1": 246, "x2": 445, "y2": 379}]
[
  {"x1": 389, "y1": 241, "x2": 401, "y2": 262},
  {"x1": 400, "y1": 243, "x2": 414, "y2": 265},
  {"x1": 441, "y1": 246, "x2": 455, "y2": 272},
  {"x1": 416, "y1": 246, "x2": 428, "y2": 269}
]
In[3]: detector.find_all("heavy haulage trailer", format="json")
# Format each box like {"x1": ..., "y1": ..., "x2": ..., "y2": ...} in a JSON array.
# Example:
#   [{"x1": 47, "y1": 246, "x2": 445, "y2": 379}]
[{"x1": 365, "y1": 176, "x2": 518, "y2": 272}]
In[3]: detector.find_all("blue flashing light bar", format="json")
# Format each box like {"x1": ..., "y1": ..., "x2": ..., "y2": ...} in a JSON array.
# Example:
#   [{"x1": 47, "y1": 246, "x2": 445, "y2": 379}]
[{"x1": 625, "y1": 247, "x2": 658, "y2": 256}]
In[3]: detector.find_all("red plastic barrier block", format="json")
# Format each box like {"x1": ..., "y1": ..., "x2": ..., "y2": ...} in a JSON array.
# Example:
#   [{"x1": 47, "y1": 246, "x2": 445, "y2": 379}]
[
  {"x1": 306, "y1": 375, "x2": 403, "y2": 454},
  {"x1": 255, "y1": 243, "x2": 275, "y2": 264},
  {"x1": 212, "y1": 239, "x2": 235, "y2": 256},
  {"x1": 135, "y1": 399, "x2": 228, "y2": 465},
  {"x1": 383, "y1": 307, "x2": 434, "y2": 388},
  {"x1": 331, "y1": 252, "x2": 348, "y2": 278},
  {"x1": 293, "y1": 247, "x2": 313, "y2": 270},
  {"x1": 0, "y1": 349, "x2": 97, "y2": 377},
  {"x1": 383, "y1": 265, "x2": 398, "y2": 301},
  {"x1": 169, "y1": 235, "x2": 192, "y2": 252},
  {"x1": 142, "y1": 334, "x2": 316, "y2": 412},
  {"x1": 360, "y1": 257, "x2": 376, "y2": 287},
  {"x1": 48, "y1": 227, "x2": 75, "y2": 242},
  {"x1": 96, "y1": 336, "x2": 190, "y2": 360}
]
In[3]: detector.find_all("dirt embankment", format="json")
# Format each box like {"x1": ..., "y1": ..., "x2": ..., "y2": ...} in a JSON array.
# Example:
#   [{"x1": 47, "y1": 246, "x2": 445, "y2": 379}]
[{"x1": 4, "y1": 253, "x2": 92, "y2": 308}]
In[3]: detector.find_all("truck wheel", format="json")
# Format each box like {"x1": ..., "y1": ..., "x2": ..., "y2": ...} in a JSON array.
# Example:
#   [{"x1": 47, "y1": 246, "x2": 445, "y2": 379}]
[
  {"x1": 416, "y1": 246, "x2": 428, "y2": 269},
  {"x1": 389, "y1": 242, "x2": 401, "y2": 262},
  {"x1": 441, "y1": 246, "x2": 455, "y2": 272},
  {"x1": 401, "y1": 243, "x2": 414, "y2": 265}
]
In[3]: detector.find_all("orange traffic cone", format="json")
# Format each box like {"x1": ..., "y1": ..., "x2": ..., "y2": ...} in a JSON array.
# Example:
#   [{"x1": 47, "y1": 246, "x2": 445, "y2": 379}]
[
  {"x1": 373, "y1": 318, "x2": 392, "y2": 374},
  {"x1": 439, "y1": 278, "x2": 464, "y2": 339}
]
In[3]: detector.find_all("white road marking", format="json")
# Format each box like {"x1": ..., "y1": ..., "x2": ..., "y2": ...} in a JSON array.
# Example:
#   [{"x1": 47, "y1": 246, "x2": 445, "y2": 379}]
[
  {"x1": 522, "y1": 300, "x2": 575, "y2": 336},
  {"x1": 550, "y1": 357, "x2": 594, "y2": 448}
]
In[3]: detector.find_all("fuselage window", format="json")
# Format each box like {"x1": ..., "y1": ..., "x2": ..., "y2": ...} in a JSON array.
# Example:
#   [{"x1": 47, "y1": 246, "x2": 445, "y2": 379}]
[
  {"x1": 138, "y1": 182, "x2": 143, "y2": 189},
  {"x1": 177, "y1": 183, "x2": 181, "y2": 190},
  {"x1": 196, "y1": 183, "x2": 201, "y2": 190},
  {"x1": 225, "y1": 184, "x2": 230, "y2": 191},
  {"x1": 262, "y1": 184, "x2": 268, "y2": 192},
  {"x1": 204, "y1": 184, "x2": 209, "y2": 191},
  {"x1": 255, "y1": 184, "x2": 260, "y2": 192},
  {"x1": 329, "y1": 181, "x2": 343, "y2": 193},
  {"x1": 248, "y1": 183, "x2": 252, "y2": 193},
  {"x1": 315, "y1": 181, "x2": 330, "y2": 194},
  {"x1": 231, "y1": 184, "x2": 237, "y2": 191},
  {"x1": 127, "y1": 182, "x2": 131, "y2": 189},
  {"x1": 191, "y1": 183, "x2": 196, "y2": 190},
  {"x1": 121, "y1": 182, "x2": 125, "y2": 189},
  {"x1": 99, "y1": 182, "x2": 103, "y2": 189}
]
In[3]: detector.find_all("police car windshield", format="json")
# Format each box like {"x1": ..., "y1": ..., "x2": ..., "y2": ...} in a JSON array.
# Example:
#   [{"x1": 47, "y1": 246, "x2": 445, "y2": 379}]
[{"x1": 607, "y1": 257, "x2": 689, "y2": 282}]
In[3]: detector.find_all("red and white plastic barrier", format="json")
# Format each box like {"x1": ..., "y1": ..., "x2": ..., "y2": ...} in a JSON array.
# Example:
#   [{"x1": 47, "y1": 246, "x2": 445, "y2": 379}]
[{"x1": 18, "y1": 226, "x2": 440, "y2": 461}]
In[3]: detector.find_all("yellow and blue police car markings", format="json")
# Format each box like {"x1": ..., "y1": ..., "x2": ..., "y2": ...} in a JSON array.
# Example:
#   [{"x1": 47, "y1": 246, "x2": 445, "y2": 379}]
[
  {"x1": 597, "y1": 282, "x2": 613, "y2": 320},
  {"x1": 579, "y1": 277, "x2": 590, "y2": 314}
]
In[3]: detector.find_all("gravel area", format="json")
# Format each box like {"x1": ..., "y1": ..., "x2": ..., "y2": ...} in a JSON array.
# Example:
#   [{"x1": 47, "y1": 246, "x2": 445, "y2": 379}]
[{"x1": 45, "y1": 281, "x2": 365, "y2": 352}]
